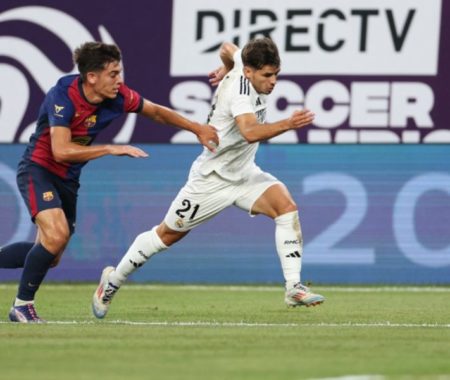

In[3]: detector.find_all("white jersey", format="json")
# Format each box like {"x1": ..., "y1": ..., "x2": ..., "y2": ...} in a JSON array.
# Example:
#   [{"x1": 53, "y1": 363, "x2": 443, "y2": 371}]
[{"x1": 191, "y1": 49, "x2": 267, "y2": 182}]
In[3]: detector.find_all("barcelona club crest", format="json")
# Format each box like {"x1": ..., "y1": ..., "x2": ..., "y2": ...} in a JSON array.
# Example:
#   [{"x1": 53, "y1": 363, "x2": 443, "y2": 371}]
[
  {"x1": 42, "y1": 191, "x2": 54, "y2": 202},
  {"x1": 84, "y1": 115, "x2": 97, "y2": 128}
]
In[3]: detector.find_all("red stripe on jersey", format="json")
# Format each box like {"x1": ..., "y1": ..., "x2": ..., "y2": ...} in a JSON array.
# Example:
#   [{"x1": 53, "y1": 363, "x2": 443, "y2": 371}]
[
  {"x1": 28, "y1": 174, "x2": 38, "y2": 218},
  {"x1": 31, "y1": 136, "x2": 69, "y2": 178}
]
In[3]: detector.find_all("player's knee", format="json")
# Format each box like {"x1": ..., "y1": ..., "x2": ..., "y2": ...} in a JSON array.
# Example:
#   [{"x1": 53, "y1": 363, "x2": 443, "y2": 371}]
[
  {"x1": 283, "y1": 201, "x2": 298, "y2": 214},
  {"x1": 275, "y1": 200, "x2": 297, "y2": 217},
  {"x1": 41, "y1": 227, "x2": 70, "y2": 253},
  {"x1": 47, "y1": 235, "x2": 69, "y2": 253},
  {"x1": 156, "y1": 223, "x2": 188, "y2": 247}
]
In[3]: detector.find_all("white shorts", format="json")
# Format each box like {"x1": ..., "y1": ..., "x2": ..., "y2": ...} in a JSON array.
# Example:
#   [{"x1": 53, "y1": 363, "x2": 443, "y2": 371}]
[{"x1": 164, "y1": 166, "x2": 281, "y2": 232}]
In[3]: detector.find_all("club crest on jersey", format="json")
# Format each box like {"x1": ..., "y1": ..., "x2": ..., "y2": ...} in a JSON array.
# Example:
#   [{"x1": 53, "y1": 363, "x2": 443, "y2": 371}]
[
  {"x1": 42, "y1": 191, "x2": 54, "y2": 202},
  {"x1": 175, "y1": 218, "x2": 184, "y2": 228},
  {"x1": 84, "y1": 115, "x2": 97, "y2": 128},
  {"x1": 53, "y1": 104, "x2": 64, "y2": 117}
]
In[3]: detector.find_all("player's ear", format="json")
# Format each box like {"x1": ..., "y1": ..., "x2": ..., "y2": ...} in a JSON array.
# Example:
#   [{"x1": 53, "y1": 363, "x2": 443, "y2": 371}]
[
  {"x1": 243, "y1": 66, "x2": 253, "y2": 80},
  {"x1": 86, "y1": 71, "x2": 98, "y2": 85}
]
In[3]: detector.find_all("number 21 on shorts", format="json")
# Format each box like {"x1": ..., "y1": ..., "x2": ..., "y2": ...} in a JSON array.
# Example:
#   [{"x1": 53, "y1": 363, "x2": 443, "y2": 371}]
[{"x1": 175, "y1": 199, "x2": 200, "y2": 221}]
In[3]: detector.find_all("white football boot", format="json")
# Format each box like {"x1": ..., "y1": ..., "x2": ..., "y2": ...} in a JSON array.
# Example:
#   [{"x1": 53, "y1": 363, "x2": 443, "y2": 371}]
[
  {"x1": 285, "y1": 283, "x2": 325, "y2": 307},
  {"x1": 92, "y1": 266, "x2": 119, "y2": 319}
]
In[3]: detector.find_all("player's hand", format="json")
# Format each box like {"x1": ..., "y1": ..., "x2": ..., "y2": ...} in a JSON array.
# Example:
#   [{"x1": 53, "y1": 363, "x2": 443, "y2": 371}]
[
  {"x1": 208, "y1": 66, "x2": 228, "y2": 87},
  {"x1": 108, "y1": 145, "x2": 149, "y2": 158},
  {"x1": 197, "y1": 125, "x2": 219, "y2": 153},
  {"x1": 288, "y1": 109, "x2": 315, "y2": 130}
]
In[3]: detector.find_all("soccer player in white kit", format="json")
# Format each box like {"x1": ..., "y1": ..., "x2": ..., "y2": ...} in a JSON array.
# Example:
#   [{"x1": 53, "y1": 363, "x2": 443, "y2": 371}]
[{"x1": 92, "y1": 37, "x2": 324, "y2": 318}]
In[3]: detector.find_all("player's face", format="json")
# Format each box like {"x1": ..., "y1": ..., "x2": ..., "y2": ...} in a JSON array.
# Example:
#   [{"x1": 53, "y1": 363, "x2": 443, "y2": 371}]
[
  {"x1": 92, "y1": 61, "x2": 123, "y2": 100},
  {"x1": 244, "y1": 65, "x2": 280, "y2": 95}
]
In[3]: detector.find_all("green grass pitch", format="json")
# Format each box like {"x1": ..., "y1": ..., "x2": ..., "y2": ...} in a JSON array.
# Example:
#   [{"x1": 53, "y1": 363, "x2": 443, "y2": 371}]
[{"x1": 0, "y1": 284, "x2": 449, "y2": 380}]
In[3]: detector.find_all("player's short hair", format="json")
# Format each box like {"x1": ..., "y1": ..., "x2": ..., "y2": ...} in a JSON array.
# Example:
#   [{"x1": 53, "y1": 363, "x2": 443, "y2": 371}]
[
  {"x1": 241, "y1": 37, "x2": 280, "y2": 70},
  {"x1": 73, "y1": 42, "x2": 122, "y2": 81}
]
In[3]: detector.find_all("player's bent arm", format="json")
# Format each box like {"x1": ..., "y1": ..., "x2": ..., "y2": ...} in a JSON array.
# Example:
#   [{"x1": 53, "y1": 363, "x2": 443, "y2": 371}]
[
  {"x1": 208, "y1": 42, "x2": 239, "y2": 86},
  {"x1": 236, "y1": 113, "x2": 289, "y2": 143},
  {"x1": 236, "y1": 109, "x2": 315, "y2": 143},
  {"x1": 140, "y1": 99, "x2": 219, "y2": 152},
  {"x1": 50, "y1": 126, "x2": 147, "y2": 163},
  {"x1": 220, "y1": 42, "x2": 238, "y2": 71}
]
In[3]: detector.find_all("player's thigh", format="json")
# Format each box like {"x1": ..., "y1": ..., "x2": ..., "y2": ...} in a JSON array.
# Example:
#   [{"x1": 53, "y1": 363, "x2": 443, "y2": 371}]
[
  {"x1": 35, "y1": 208, "x2": 70, "y2": 237},
  {"x1": 251, "y1": 183, "x2": 297, "y2": 218},
  {"x1": 164, "y1": 174, "x2": 235, "y2": 232},
  {"x1": 234, "y1": 168, "x2": 292, "y2": 218},
  {"x1": 17, "y1": 164, "x2": 79, "y2": 233},
  {"x1": 54, "y1": 178, "x2": 79, "y2": 235},
  {"x1": 34, "y1": 208, "x2": 70, "y2": 254},
  {"x1": 17, "y1": 163, "x2": 64, "y2": 221}
]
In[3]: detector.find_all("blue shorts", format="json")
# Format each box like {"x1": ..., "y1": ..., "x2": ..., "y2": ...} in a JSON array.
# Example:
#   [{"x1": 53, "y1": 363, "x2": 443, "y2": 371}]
[{"x1": 16, "y1": 161, "x2": 80, "y2": 234}]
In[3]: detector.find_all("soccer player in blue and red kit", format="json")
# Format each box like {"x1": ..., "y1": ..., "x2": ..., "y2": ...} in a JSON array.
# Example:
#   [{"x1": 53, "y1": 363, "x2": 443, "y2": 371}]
[{"x1": 0, "y1": 42, "x2": 218, "y2": 323}]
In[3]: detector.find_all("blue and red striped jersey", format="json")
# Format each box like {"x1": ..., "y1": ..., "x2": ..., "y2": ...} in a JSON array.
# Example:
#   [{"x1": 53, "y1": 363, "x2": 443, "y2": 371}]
[{"x1": 21, "y1": 74, "x2": 143, "y2": 180}]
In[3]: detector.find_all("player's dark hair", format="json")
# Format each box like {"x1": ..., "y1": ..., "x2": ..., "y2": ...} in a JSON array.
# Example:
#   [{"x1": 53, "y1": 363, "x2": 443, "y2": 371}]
[
  {"x1": 73, "y1": 42, "x2": 122, "y2": 81},
  {"x1": 241, "y1": 37, "x2": 280, "y2": 70}
]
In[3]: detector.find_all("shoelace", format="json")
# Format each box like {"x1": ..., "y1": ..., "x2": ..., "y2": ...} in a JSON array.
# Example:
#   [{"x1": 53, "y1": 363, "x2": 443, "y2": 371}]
[
  {"x1": 293, "y1": 283, "x2": 309, "y2": 292},
  {"x1": 102, "y1": 283, "x2": 118, "y2": 303},
  {"x1": 26, "y1": 304, "x2": 40, "y2": 320}
]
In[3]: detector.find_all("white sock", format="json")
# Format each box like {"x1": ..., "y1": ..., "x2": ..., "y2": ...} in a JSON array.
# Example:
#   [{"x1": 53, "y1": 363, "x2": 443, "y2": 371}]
[
  {"x1": 14, "y1": 298, "x2": 34, "y2": 307},
  {"x1": 109, "y1": 226, "x2": 167, "y2": 287},
  {"x1": 275, "y1": 211, "x2": 302, "y2": 289}
]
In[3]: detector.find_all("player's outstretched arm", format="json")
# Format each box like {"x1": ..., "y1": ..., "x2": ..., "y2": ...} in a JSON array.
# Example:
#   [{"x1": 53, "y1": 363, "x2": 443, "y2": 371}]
[
  {"x1": 140, "y1": 99, "x2": 219, "y2": 152},
  {"x1": 236, "y1": 109, "x2": 315, "y2": 143},
  {"x1": 50, "y1": 126, "x2": 148, "y2": 163}
]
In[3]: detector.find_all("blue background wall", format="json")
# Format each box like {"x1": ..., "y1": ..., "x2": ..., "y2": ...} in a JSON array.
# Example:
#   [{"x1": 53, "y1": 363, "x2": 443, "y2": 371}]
[
  {"x1": 1, "y1": 144, "x2": 449, "y2": 284},
  {"x1": 1, "y1": 2, "x2": 449, "y2": 284}
]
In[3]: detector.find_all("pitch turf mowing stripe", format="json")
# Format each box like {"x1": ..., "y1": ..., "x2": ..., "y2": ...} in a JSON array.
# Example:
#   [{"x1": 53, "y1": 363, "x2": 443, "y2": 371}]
[
  {"x1": 1, "y1": 284, "x2": 449, "y2": 292},
  {"x1": 1, "y1": 320, "x2": 450, "y2": 328},
  {"x1": 316, "y1": 287, "x2": 450, "y2": 293}
]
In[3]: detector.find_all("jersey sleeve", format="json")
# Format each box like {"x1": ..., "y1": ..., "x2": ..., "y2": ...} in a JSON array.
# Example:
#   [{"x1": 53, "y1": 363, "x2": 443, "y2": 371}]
[
  {"x1": 230, "y1": 76, "x2": 255, "y2": 117},
  {"x1": 229, "y1": 49, "x2": 255, "y2": 117},
  {"x1": 119, "y1": 84, "x2": 144, "y2": 113},
  {"x1": 46, "y1": 87, "x2": 75, "y2": 127}
]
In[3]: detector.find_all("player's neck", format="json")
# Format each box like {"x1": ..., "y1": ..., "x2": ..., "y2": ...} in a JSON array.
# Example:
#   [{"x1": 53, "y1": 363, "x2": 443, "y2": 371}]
[{"x1": 81, "y1": 82, "x2": 104, "y2": 105}]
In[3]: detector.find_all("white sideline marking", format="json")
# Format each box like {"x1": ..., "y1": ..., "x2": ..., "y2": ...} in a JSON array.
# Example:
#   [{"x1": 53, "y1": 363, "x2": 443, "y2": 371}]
[
  {"x1": 0, "y1": 284, "x2": 449, "y2": 292},
  {"x1": 309, "y1": 376, "x2": 385, "y2": 380},
  {"x1": 314, "y1": 286, "x2": 450, "y2": 293},
  {"x1": 309, "y1": 375, "x2": 450, "y2": 380},
  {"x1": 308, "y1": 376, "x2": 385, "y2": 380},
  {"x1": 1, "y1": 320, "x2": 450, "y2": 328}
]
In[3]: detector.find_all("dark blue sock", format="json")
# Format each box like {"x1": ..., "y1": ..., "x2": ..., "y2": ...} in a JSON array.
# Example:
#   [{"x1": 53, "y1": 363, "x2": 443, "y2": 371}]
[
  {"x1": 0, "y1": 242, "x2": 34, "y2": 268},
  {"x1": 17, "y1": 243, "x2": 55, "y2": 302}
]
